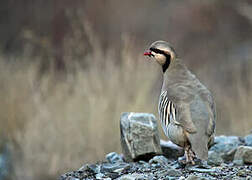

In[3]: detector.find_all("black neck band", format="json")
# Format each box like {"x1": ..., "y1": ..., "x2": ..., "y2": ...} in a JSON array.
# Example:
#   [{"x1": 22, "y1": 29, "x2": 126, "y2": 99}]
[{"x1": 162, "y1": 54, "x2": 171, "y2": 73}]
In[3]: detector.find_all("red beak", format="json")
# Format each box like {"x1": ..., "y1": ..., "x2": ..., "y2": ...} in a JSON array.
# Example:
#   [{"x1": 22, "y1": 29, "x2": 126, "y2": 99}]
[{"x1": 143, "y1": 51, "x2": 152, "y2": 56}]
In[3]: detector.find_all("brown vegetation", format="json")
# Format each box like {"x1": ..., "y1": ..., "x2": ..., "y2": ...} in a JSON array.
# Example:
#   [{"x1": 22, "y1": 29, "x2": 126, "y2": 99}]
[{"x1": 0, "y1": 0, "x2": 252, "y2": 179}]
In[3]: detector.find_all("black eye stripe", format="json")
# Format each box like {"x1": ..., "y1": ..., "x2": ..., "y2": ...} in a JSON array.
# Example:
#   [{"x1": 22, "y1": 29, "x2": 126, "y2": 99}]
[{"x1": 150, "y1": 47, "x2": 166, "y2": 55}]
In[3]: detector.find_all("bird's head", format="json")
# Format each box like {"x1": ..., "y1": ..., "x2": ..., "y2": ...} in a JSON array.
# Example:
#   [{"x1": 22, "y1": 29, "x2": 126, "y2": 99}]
[{"x1": 144, "y1": 40, "x2": 177, "y2": 72}]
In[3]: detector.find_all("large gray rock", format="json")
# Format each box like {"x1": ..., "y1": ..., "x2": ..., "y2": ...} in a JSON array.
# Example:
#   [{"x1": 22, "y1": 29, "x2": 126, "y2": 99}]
[
  {"x1": 233, "y1": 146, "x2": 252, "y2": 165},
  {"x1": 244, "y1": 134, "x2": 252, "y2": 146},
  {"x1": 160, "y1": 140, "x2": 184, "y2": 159},
  {"x1": 120, "y1": 112, "x2": 162, "y2": 162},
  {"x1": 207, "y1": 150, "x2": 224, "y2": 166},
  {"x1": 210, "y1": 135, "x2": 242, "y2": 162}
]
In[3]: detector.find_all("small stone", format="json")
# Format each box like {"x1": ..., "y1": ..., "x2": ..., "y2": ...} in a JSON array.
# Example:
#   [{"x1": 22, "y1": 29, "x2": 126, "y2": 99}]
[
  {"x1": 188, "y1": 167, "x2": 216, "y2": 173},
  {"x1": 165, "y1": 169, "x2": 183, "y2": 177},
  {"x1": 160, "y1": 140, "x2": 184, "y2": 160},
  {"x1": 66, "y1": 177, "x2": 80, "y2": 180},
  {"x1": 207, "y1": 151, "x2": 224, "y2": 166},
  {"x1": 245, "y1": 134, "x2": 252, "y2": 146},
  {"x1": 149, "y1": 155, "x2": 170, "y2": 167},
  {"x1": 95, "y1": 173, "x2": 105, "y2": 179},
  {"x1": 246, "y1": 176, "x2": 252, "y2": 180},
  {"x1": 116, "y1": 173, "x2": 146, "y2": 180},
  {"x1": 236, "y1": 169, "x2": 248, "y2": 177},
  {"x1": 151, "y1": 163, "x2": 161, "y2": 168},
  {"x1": 78, "y1": 164, "x2": 88, "y2": 172},
  {"x1": 101, "y1": 162, "x2": 130, "y2": 173},
  {"x1": 106, "y1": 152, "x2": 124, "y2": 163},
  {"x1": 178, "y1": 177, "x2": 186, "y2": 180},
  {"x1": 186, "y1": 175, "x2": 207, "y2": 180},
  {"x1": 120, "y1": 112, "x2": 162, "y2": 162},
  {"x1": 87, "y1": 164, "x2": 100, "y2": 174},
  {"x1": 105, "y1": 172, "x2": 120, "y2": 179},
  {"x1": 233, "y1": 146, "x2": 252, "y2": 165}
]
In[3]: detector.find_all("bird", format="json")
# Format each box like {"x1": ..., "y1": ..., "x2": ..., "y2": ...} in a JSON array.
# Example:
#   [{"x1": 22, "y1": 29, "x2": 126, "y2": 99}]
[{"x1": 144, "y1": 40, "x2": 216, "y2": 164}]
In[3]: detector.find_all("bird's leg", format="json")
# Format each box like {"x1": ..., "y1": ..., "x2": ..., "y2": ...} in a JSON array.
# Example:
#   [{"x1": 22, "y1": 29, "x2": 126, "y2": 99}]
[
  {"x1": 188, "y1": 148, "x2": 195, "y2": 165},
  {"x1": 185, "y1": 144, "x2": 195, "y2": 165},
  {"x1": 184, "y1": 145, "x2": 190, "y2": 163}
]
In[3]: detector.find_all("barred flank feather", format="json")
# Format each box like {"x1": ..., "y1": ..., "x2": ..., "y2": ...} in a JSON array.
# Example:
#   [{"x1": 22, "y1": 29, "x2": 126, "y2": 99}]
[{"x1": 158, "y1": 91, "x2": 176, "y2": 132}]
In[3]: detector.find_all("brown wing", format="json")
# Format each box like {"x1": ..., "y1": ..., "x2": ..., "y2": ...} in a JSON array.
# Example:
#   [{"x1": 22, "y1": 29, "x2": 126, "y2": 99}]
[
  {"x1": 165, "y1": 84, "x2": 198, "y2": 134},
  {"x1": 200, "y1": 90, "x2": 216, "y2": 136}
]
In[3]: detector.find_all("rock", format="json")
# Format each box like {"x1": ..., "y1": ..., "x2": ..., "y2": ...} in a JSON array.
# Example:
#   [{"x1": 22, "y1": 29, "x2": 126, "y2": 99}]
[
  {"x1": 95, "y1": 173, "x2": 106, "y2": 179},
  {"x1": 148, "y1": 155, "x2": 170, "y2": 167},
  {"x1": 160, "y1": 140, "x2": 184, "y2": 159},
  {"x1": 210, "y1": 135, "x2": 242, "y2": 162},
  {"x1": 116, "y1": 173, "x2": 146, "y2": 180},
  {"x1": 188, "y1": 167, "x2": 216, "y2": 173},
  {"x1": 186, "y1": 175, "x2": 207, "y2": 180},
  {"x1": 236, "y1": 169, "x2": 251, "y2": 177},
  {"x1": 60, "y1": 133, "x2": 252, "y2": 180},
  {"x1": 101, "y1": 162, "x2": 130, "y2": 173},
  {"x1": 233, "y1": 159, "x2": 244, "y2": 166},
  {"x1": 155, "y1": 169, "x2": 182, "y2": 179},
  {"x1": 86, "y1": 164, "x2": 100, "y2": 174},
  {"x1": 0, "y1": 141, "x2": 12, "y2": 180},
  {"x1": 178, "y1": 177, "x2": 186, "y2": 180},
  {"x1": 120, "y1": 112, "x2": 162, "y2": 162},
  {"x1": 233, "y1": 146, "x2": 252, "y2": 165},
  {"x1": 244, "y1": 134, "x2": 252, "y2": 146},
  {"x1": 165, "y1": 169, "x2": 183, "y2": 177},
  {"x1": 106, "y1": 152, "x2": 124, "y2": 163},
  {"x1": 207, "y1": 150, "x2": 224, "y2": 166},
  {"x1": 66, "y1": 177, "x2": 80, "y2": 180}
]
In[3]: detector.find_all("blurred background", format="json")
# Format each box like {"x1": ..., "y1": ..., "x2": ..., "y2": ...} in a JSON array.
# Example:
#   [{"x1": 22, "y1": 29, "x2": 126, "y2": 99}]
[{"x1": 0, "y1": 0, "x2": 252, "y2": 179}]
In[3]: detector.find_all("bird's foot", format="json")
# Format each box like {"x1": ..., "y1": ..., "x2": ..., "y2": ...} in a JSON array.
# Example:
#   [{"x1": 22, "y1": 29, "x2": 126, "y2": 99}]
[
  {"x1": 187, "y1": 148, "x2": 195, "y2": 165},
  {"x1": 182, "y1": 145, "x2": 196, "y2": 165}
]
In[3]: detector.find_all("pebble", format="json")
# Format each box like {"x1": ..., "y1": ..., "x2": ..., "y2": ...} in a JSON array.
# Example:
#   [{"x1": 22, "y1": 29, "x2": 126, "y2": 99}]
[
  {"x1": 101, "y1": 162, "x2": 130, "y2": 173},
  {"x1": 186, "y1": 175, "x2": 207, "y2": 180},
  {"x1": 106, "y1": 152, "x2": 124, "y2": 163},
  {"x1": 166, "y1": 169, "x2": 183, "y2": 177},
  {"x1": 148, "y1": 155, "x2": 170, "y2": 167},
  {"x1": 188, "y1": 167, "x2": 216, "y2": 173}
]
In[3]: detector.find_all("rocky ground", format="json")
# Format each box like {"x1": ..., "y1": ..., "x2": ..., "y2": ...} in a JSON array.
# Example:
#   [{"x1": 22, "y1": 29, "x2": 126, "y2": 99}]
[
  {"x1": 60, "y1": 113, "x2": 252, "y2": 180},
  {"x1": 60, "y1": 135, "x2": 252, "y2": 180},
  {"x1": 60, "y1": 155, "x2": 252, "y2": 180}
]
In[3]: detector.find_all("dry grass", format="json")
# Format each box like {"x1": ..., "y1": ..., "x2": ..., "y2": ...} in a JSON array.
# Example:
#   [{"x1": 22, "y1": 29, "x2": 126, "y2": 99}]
[
  {"x1": 1, "y1": 39, "x2": 160, "y2": 179},
  {"x1": 195, "y1": 60, "x2": 252, "y2": 136}
]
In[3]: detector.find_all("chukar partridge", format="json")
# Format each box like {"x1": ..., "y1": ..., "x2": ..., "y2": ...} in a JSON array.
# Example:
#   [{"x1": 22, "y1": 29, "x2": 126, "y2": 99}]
[{"x1": 144, "y1": 41, "x2": 216, "y2": 164}]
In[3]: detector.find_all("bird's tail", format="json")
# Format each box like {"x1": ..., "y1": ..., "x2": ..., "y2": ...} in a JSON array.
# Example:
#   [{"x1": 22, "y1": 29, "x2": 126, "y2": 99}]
[{"x1": 187, "y1": 132, "x2": 209, "y2": 160}]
